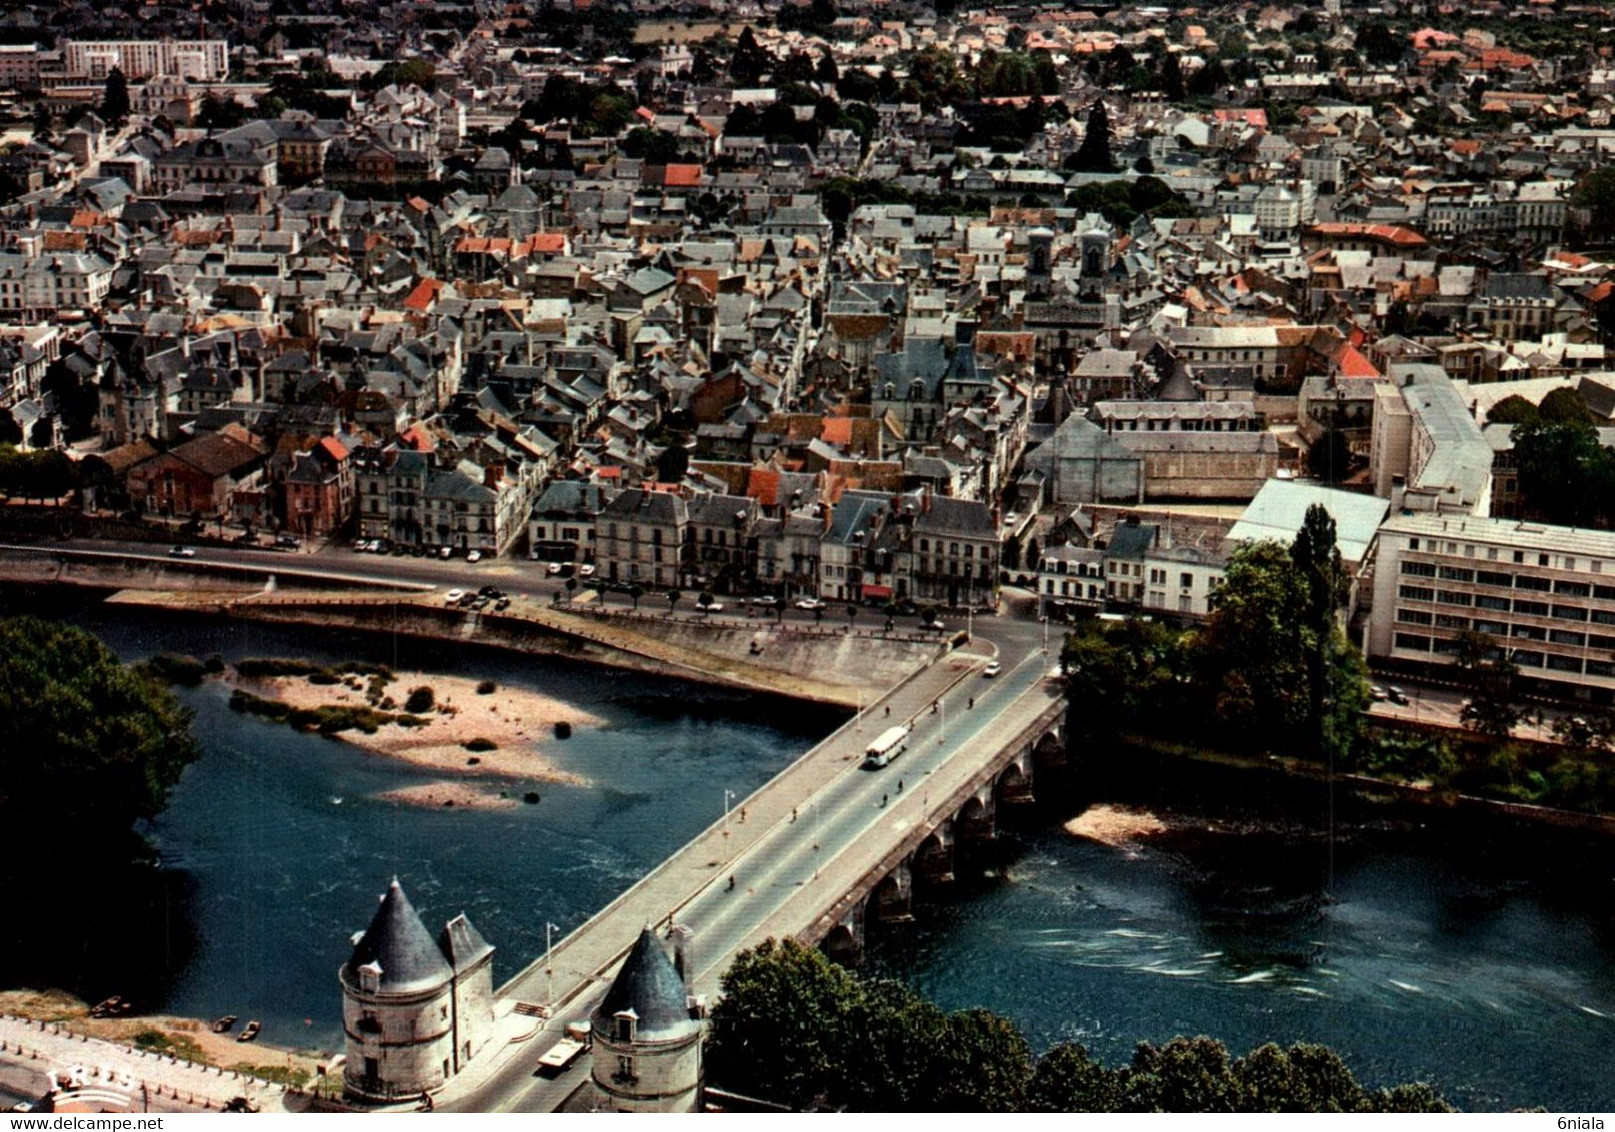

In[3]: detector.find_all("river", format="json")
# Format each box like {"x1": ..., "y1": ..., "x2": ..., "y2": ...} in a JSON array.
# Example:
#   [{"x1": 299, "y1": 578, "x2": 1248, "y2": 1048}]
[{"x1": 8, "y1": 595, "x2": 1615, "y2": 1111}]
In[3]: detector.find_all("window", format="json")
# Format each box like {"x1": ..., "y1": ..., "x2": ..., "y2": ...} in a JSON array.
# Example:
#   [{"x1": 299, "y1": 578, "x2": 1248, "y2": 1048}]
[
  {"x1": 1515, "y1": 575, "x2": 1551, "y2": 592},
  {"x1": 1434, "y1": 613, "x2": 1470, "y2": 630},
  {"x1": 1180, "y1": 572, "x2": 1194, "y2": 589},
  {"x1": 1547, "y1": 655, "x2": 1583, "y2": 673},
  {"x1": 1476, "y1": 570, "x2": 1512, "y2": 587},
  {"x1": 1513, "y1": 650, "x2": 1543, "y2": 668},
  {"x1": 1474, "y1": 619, "x2": 1508, "y2": 636},
  {"x1": 1401, "y1": 561, "x2": 1437, "y2": 577},
  {"x1": 1515, "y1": 599, "x2": 1550, "y2": 616},
  {"x1": 1395, "y1": 632, "x2": 1431, "y2": 651},
  {"x1": 1551, "y1": 630, "x2": 1586, "y2": 647},
  {"x1": 1436, "y1": 591, "x2": 1472, "y2": 606},
  {"x1": 1554, "y1": 605, "x2": 1589, "y2": 622},
  {"x1": 1438, "y1": 566, "x2": 1473, "y2": 582},
  {"x1": 1397, "y1": 609, "x2": 1433, "y2": 625},
  {"x1": 1511, "y1": 624, "x2": 1546, "y2": 641},
  {"x1": 1554, "y1": 580, "x2": 1591, "y2": 597},
  {"x1": 1399, "y1": 585, "x2": 1434, "y2": 602},
  {"x1": 1475, "y1": 595, "x2": 1510, "y2": 612}
]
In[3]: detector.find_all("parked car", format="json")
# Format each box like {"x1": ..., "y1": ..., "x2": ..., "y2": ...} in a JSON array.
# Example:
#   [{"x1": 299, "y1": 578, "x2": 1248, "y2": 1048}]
[
  {"x1": 1386, "y1": 686, "x2": 1409, "y2": 705},
  {"x1": 438, "y1": 547, "x2": 452, "y2": 560},
  {"x1": 1369, "y1": 685, "x2": 1388, "y2": 702},
  {"x1": 983, "y1": 661, "x2": 1002, "y2": 678},
  {"x1": 494, "y1": 597, "x2": 510, "y2": 611},
  {"x1": 466, "y1": 550, "x2": 483, "y2": 564},
  {"x1": 546, "y1": 562, "x2": 563, "y2": 576},
  {"x1": 795, "y1": 597, "x2": 825, "y2": 611},
  {"x1": 169, "y1": 545, "x2": 196, "y2": 558},
  {"x1": 578, "y1": 564, "x2": 597, "y2": 577},
  {"x1": 697, "y1": 601, "x2": 725, "y2": 614},
  {"x1": 275, "y1": 535, "x2": 299, "y2": 550},
  {"x1": 444, "y1": 590, "x2": 466, "y2": 605}
]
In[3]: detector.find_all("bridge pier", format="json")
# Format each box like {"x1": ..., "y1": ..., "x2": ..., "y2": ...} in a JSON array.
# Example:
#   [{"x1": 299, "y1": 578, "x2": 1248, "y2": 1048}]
[
  {"x1": 822, "y1": 902, "x2": 865, "y2": 966},
  {"x1": 871, "y1": 863, "x2": 914, "y2": 924},
  {"x1": 997, "y1": 749, "x2": 1035, "y2": 806},
  {"x1": 913, "y1": 822, "x2": 955, "y2": 885},
  {"x1": 956, "y1": 789, "x2": 996, "y2": 847}
]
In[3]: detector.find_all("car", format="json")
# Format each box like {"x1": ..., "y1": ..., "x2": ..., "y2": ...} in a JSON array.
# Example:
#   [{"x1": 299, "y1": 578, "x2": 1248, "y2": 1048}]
[
  {"x1": 466, "y1": 550, "x2": 483, "y2": 564},
  {"x1": 169, "y1": 545, "x2": 196, "y2": 558},
  {"x1": 444, "y1": 589, "x2": 466, "y2": 605},
  {"x1": 439, "y1": 547, "x2": 452, "y2": 560},
  {"x1": 921, "y1": 619, "x2": 945, "y2": 631},
  {"x1": 546, "y1": 562, "x2": 563, "y2": 576},
  {"x1": 1369, "y1": 685, "x2": 1388, "y2": 702},
  {"x1": 696, "y1": 601, "x2": 725, "y2": 613},
  {"x1": 275, "y1": 535, "x2": 299, "y2": 550},
  {"x1": 494, "y1": 597, "x2": 511, "y2": 611},
  {"x1": 393, "y1": 544, "x2": 409, "y2": 556},
  {"x1": 1004, "y1": 512, "x2": 1019, "y2": 526},
  {"x1": 374, "y1": 539, "x2": 393, "y2": 554},
  {"x1": 1385, "y1": 686, "x2": 1409, "y2": 705},
  {"x1": 478, "y1": 586, "x2": 498, "y2": 598},
  {"x1": 795, "y1": 597, "x2": 825, "y2": 611},
  {"x1": 578, "y1": 563, "x2": 596, "y2": 578},
  {"x1": 983, "y1": 660, "x2": 1002, "y2": 678},
  {"x1": 233, "y1": 531, "x2": 258, "y2": 545}
]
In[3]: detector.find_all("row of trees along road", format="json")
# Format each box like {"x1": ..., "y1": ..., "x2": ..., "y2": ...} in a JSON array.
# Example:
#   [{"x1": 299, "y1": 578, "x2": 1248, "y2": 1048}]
[{"x1": 707, "y1": 938, "x2": 1453, "y2": 1111}]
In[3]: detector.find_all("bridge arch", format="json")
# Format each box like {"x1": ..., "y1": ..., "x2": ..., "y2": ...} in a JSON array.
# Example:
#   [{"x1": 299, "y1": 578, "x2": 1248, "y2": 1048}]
[
  {"x1": 870, "y1": 863, "x2": 914, "y2": 924},
  {"x1": 956, "y1": 789, "x2": 996, "y2": 846},
  {"x1": 913, "y1": 821, "x2": 956, "y2": 885}
]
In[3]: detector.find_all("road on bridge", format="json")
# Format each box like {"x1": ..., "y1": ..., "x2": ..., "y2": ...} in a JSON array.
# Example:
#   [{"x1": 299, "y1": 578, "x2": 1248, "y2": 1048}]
[{"x1": 442, "y1": 645, "x2": 1061, "y2": 1113}]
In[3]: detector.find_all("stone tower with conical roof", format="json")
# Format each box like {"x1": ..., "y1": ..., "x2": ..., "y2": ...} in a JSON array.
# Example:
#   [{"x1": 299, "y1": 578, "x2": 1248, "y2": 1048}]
[
  {"x1": 588, "y1": 927, "x2": 703, "y2": 1112},
  {"x1": 339, "y1": 878, "x2": 496, "y2": 1102}
]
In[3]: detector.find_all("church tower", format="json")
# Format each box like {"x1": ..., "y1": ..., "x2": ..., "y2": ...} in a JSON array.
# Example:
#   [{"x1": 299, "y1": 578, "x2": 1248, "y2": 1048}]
[
  {"x1": 588, "y1": 927, "x2": 704, "y2": 1112},
  {"x1": 339, "y1": 878, "x2": 496, "y2": 1103}
]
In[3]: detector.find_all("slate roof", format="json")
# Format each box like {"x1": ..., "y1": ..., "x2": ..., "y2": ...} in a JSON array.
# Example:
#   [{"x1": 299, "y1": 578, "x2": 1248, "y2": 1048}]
[
  {"x1": 343, "y1": 878, "x2": 454, "y2": 996},
  {"x1": 593, "y1": 927, "x2": 696, "y2": 1041}
]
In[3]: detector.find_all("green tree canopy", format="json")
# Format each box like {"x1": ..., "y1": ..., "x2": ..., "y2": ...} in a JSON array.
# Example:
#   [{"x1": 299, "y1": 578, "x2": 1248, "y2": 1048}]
[
  {"x1": 1486, "y1": 394, "x2": 1539, "y2": 426},
  {"x1": 1069, "y1": 99, "x2": 1114, "y2": 173},
  {"x1": 0, "y1": 615, "x2": 198, "y2": 848},
  {"x1": 708, "y1": 940, "x2": 1454, "y2": 1111},
  {"x1": 100, "y1": 66, "x2": 130, "y2": 126}
]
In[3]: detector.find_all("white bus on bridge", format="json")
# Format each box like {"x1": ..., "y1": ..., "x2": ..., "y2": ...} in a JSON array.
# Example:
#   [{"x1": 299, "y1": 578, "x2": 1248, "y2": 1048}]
[{"x1": 863, "y1": 724, "x2": 911, "y2": 769}]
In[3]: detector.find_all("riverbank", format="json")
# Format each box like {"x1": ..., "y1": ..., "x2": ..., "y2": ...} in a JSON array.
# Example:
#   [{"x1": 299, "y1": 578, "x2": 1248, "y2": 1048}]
[
  {"x1": 0, "y1": 990, "x2": 330, "y2": 1075},
  {"x1": 1104, "y1": 731, "x2": 1615, "y2": 836},
  {"x1": 229, "y1": 665, "x2": 596, "y2": 793}
]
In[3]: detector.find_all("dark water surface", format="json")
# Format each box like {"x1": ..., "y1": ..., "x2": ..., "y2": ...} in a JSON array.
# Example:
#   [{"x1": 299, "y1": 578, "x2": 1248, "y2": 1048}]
[{"x1": 7, "y1": 594, "x2": 1615, "y2": 1110}]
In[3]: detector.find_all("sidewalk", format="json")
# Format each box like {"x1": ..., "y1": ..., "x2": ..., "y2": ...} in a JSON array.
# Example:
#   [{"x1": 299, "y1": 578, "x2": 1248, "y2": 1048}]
[{"x1": 0, "y1": 1014, "x2": 312, "y2": 1113}]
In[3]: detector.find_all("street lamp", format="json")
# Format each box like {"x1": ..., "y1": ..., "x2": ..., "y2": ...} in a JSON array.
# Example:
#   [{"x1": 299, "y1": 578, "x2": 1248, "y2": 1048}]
[
  {"x1": 856, "y1": 687, "x2": 863, "y2": 733},
  {"x1": 1041, "y1": 614, "x2": 1049, "y2": 653},
  {"x1": 723, "y1": 789, "x2": 736, "y2": 860},
  {"x1": 544, "y1": 921, "x2": 561, "y2": 1012},
  {"x1": 938, "y1": 696, "x2": 946, "y2": 746},
  {"x1": 812, "y1": 799, "x2": 822, "y2": 880}
]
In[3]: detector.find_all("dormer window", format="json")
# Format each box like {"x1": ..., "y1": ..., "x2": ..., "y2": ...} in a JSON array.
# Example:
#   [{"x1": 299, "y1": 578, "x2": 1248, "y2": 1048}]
[
  {"x1": 614, "y1": 1010, "x2": 638, "y2": 1043},
  {"x1": 358, "y1": 960, "x2": 383, "y2": 994}
]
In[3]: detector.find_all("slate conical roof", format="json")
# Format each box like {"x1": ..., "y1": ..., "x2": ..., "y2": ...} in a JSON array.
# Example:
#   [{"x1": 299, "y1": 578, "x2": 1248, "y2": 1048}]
[
  {"x1": 593, "y1": 928, "x2": 696, "y2": 1041},
  {"x1": 343, "y1": 878, "x2": 453, "y2": 996}
]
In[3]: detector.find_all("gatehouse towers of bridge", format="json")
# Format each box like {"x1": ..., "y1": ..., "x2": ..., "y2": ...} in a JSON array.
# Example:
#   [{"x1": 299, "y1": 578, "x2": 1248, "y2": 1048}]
[
  {"x1": 338, "y1": 878, "x2": 496, "y2": 1103},
  {"x1": 588, "y1": 927, "x2": 704, "y2": 1112}
]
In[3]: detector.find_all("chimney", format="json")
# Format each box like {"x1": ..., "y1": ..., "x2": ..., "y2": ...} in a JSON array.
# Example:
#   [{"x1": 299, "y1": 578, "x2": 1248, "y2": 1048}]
[{"x1": 668, "y1": 923, "x2": 694, "y2": 993}]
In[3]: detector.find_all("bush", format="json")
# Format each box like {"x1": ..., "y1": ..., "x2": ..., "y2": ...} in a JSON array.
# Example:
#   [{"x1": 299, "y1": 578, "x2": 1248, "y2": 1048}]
[
  {"x1": 142, "y1": 652, "x2": 208, "y2": 686},
  {"x1": 405, "y1": 685, "x2": 436, "y2": 713},
  {"x1": 203, "y1": 654, "x2": 226, "y2": 674},
  {"x1": 523, "y1": 791, "x2": 541, "y2": 804},
  {"x1": 463, "y1": 737, "x2": 498, "y2": 752},
  {"x1": 134, "y1": 1030, "x2": 210, "y2": 1064},
  {"x1": 476, "y1": 679, "x2": 497, "y2": 695},
  {"x1": 308, "y1": 672, "x2": 341, "y2": 685}
]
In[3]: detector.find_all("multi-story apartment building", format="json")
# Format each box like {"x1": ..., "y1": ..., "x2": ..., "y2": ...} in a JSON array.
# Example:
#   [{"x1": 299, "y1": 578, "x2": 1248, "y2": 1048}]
[
  {"x1": 1368, "y1": 513, "x2": 1615, "y2": 698},
  {"x1": 63, "y1": 39, "x2": 229, "y2": 81},
  {"x1": 595, "y1": 488, "x2": 689, "y2": 590}
]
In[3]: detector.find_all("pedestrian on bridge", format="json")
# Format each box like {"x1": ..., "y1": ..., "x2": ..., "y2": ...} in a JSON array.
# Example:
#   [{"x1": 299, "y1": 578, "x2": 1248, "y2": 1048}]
[
  {"x1": 880, "y1": 793, "x2": 887, "y2": 807},
  {"x1": 897, "y1": 779, "x2": 904, "y2": 794},
  {"x1": 884, "y1": 705, "x2": 890, "y2": 717},
  {"x1": 969, "y1": 696, "x2": 974, "y2": 710},
  {"x1": 791, "y1": 807, "x2": 797, "y2": 822},
  {"x1": 728, "y1": 874, "x2": 736, "y2": 891}
]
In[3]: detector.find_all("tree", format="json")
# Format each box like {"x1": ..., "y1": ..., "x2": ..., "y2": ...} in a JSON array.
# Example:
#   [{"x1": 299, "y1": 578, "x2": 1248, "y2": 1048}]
[
  {"x1": 1197, "y1": 541, "x2": 1312, "y2": 745},
  {"x1": 1160, "y1": 51, "x2": 1186, "y2": 101},
  {"x1": 846, "y1": 603, "x2": 859, "y2": 631},
  {"x1": 667, "y1": 589, "x2": 683, "y2": 615},
  {"x1": 1454, "y1": 630, "x2": 1521, "y2": 738},
  {"x1": 1306, "y1": 428, "x2": 1353, "y2": 482},
  {"x1": 1291, "y1": 504, "x2": 1351, "y2": 759},
  {"x1": 1573, "y1": 167, "x2": 1615, "y2": 244},
  {"x1": 1510, "y1": 419, "x2": 1612, "y2": 526},
  {"x1": 1538, "y1": 386, "x2": 1592, "y2": 425},
  {"x1": 1068, "y1": 100, "x2": 1114, "y2": 173},
  {"x1": 100, "y1": 66, "x2": 130, "y2": 126},
  {"x1": 0, "y1": 408, "x2": 20, "y2": 446},
  {"x1": 816, "y1": 49, "x2": 839, "y2": 85},
  {"x1": 1356, "y1": 21, "x2": 1405, "y2": 68},
  {"x1": 1486, "y1": 394, "x2": 1539, "y2": 426},
  {"x1": 629, "y1": 583, "x2": 645, "y2": 611},
  {"x1": 1027, "y1": 1042, "x2": 1122, "y2": 1112}
]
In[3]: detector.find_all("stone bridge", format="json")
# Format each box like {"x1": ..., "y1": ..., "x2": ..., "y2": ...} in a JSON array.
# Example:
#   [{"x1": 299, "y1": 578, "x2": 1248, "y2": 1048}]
[{"x1": 806, "y1": 696, "x2": 1069, "y2": 963}]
